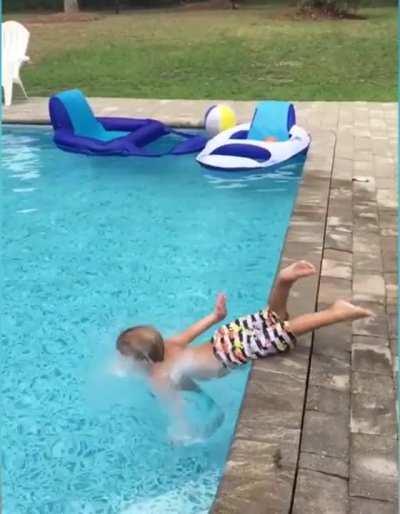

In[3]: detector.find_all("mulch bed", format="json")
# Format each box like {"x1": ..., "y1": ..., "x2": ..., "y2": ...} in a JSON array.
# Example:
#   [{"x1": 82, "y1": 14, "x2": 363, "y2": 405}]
[
  {"x1": 21, "y1": 6, "x2": 366, "y2": 22},
  {"x1": 181, "y1": 3, "x2": 365, "y2": 19},
  {"x1": 24, "y1": 12, "x2": 102, "y2": 25},
  {"x1": 294, "y1": 7, "x2": 366, "y2": 20}
]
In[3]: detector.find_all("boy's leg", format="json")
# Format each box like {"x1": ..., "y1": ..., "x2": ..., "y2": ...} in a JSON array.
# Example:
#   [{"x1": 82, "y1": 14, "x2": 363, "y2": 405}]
[
  {"x1": 286, "y1": 300, "x2": 373, "y2": 337},
  {"x1": 268, "y1": 261, "x2": 316, "y2": 320}
]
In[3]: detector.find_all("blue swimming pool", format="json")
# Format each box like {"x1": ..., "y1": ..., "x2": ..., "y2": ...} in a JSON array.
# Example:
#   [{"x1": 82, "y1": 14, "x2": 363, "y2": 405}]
[{"x1": 2, "y1": 126, "x2": 303, "y2": 514}]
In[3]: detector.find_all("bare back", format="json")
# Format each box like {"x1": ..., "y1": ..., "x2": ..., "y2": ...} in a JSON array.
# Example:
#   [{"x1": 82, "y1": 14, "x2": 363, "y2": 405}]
[{"x1": 150, "y1": 340, "x2": 225, "y2": 393}]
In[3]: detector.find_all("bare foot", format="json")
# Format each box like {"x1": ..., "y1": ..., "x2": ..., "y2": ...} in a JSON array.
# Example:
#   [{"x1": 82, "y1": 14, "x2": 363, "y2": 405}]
[
  {"x1": 279, "y1": 260, "x2": 316, "y2": 284},
  {"x1": 332, "y1": 300, "x2": 374, "y2": 321}
]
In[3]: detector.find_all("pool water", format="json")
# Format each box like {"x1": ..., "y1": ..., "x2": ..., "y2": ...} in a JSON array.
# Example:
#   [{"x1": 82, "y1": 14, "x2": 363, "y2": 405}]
[{"x1": 2, "y1": 126, "x2": 303, "y2": 514}]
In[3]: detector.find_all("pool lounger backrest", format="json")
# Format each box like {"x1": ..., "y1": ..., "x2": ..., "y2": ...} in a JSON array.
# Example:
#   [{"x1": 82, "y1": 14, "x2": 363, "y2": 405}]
[
  {"x1": 247, "y1": 101, "x2": 296, "y2": 142},
  {"x1": 51, "y1": 89, "x2": 129, "y2": 142}
]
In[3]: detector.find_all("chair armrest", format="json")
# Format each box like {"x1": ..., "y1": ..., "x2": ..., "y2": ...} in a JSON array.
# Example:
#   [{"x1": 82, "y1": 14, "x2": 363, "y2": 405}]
[{"x1": 97, "y1": 116, "x2": 149, "y2": 132}]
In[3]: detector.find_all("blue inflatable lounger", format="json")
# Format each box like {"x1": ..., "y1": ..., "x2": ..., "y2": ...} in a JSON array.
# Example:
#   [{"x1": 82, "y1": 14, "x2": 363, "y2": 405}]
[
  {"x1": 196, "y1": 101, "x2": 311, "y2": 170},
  {"x1": 49, "y1": 89, "x2": 207, "y2": 157}
]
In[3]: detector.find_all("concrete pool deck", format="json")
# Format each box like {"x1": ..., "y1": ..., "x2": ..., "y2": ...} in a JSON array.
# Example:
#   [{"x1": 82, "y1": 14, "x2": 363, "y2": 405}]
[{"x1": 3, "y1": 98, "x2": 398, "y2": 513}]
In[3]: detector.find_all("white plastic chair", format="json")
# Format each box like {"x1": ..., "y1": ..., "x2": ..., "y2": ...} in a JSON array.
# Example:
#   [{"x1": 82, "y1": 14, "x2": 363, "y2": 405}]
[{"x1": 1, "y1": 21, "x2": 30, "y2": 107}]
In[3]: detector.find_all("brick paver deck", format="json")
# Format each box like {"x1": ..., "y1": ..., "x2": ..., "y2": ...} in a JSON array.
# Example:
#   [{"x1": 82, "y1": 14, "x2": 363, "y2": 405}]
[{"x1": 3, "y1": 98, "x2": 398, "y2": 513}]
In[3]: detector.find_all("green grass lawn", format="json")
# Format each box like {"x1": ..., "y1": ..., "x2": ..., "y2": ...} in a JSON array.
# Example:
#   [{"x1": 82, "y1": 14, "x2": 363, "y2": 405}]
[{"x1": 10, "y1": 6, "x2": 396, "y2": 101}]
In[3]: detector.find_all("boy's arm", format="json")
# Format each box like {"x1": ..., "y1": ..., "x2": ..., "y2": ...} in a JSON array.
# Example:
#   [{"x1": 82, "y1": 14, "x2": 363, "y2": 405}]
[
  {"x1": 151, "y1": 376, "x2": 192, "y2": 439},
  {"x1": 180, "y1": 377, "x2": 225, "y2": 433},
  {"x1": 153, "y1": 376, "x2": 224, "y2": 441},
  {"x1": 167, "y1": 293, "x2": 227, "y2": 347}
]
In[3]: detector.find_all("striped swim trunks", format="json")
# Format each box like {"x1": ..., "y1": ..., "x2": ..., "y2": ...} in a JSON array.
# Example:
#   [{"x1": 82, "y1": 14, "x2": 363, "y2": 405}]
[{"x1": 212, "y1": 308, "x2": 296, "y2": 369}]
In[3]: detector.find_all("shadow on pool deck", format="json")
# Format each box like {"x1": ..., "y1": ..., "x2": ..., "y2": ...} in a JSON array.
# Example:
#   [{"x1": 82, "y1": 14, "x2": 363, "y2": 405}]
[{"x1": 3, "y1": 98, "x2": 398, "y2": 514}]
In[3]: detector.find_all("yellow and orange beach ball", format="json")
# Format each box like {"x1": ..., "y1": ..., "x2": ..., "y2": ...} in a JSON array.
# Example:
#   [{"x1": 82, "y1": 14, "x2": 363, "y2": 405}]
[{"x1": 204, "y1": 104, "x2": 237, "y2": 138}]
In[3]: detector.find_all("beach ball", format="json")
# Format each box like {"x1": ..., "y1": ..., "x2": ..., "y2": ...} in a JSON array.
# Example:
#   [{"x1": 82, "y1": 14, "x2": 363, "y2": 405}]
[{"x1": 204, "y1": 105, "x2": 237, "y2": 138}]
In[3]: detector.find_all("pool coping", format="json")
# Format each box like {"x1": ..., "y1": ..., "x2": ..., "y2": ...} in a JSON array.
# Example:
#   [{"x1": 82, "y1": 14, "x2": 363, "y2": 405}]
[
  {"x1": 2, "y1": 96, "x2": 396, "y2": 129},
  {"x1": 2, "y1": 98, "x2": 398, "y2": 513}
]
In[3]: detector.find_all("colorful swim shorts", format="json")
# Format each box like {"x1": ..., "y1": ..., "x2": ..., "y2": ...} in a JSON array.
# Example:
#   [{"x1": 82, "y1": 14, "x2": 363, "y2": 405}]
[{"x1": 212, "y1": 308, "x2": 296, "y2": 369}]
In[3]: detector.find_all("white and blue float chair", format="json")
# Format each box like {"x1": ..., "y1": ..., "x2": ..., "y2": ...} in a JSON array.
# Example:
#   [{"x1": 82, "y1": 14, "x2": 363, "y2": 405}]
[
  {"x1": 196, "y1": 101, "x2": 311, "y2": 170},
  {"x1": 49, "y1": 89, "x2": 206, "y2": 157}
]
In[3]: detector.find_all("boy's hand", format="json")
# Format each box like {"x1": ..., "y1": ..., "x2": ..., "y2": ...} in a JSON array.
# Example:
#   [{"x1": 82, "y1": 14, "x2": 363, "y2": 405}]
[
  {"x1": 169, "y1": 294, "x2": 227, "y2": 346},
  {"x1": 213, "y1": 293, "x2": 227, "y2": 322}
]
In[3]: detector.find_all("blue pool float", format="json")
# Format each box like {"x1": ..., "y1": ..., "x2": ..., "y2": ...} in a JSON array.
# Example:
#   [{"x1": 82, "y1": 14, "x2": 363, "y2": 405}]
[
  {"x1": 49, "y1": 89, "x2": 207, "y2": 157},
  {"x1": 196, "y1": 101, "x2": 311, "y2": 170}
]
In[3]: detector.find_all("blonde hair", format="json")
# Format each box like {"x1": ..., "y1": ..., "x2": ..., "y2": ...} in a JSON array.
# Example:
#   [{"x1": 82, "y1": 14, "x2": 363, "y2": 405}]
[{"x1": 116, "y1": 325, "x2": 164, "y2": 363}]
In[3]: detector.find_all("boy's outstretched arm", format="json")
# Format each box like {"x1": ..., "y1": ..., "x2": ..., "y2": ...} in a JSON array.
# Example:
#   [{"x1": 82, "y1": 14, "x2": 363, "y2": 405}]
[
  {"x1": 167, "y1": 293, "x2": 227, "y2": 347},
  {"x1": 153, "y1": 376, "x2": 224, "y2": 442}
]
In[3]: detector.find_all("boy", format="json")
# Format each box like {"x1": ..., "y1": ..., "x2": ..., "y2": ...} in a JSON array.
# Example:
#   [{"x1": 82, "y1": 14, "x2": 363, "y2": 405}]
[{"x1": 116, "y1": 261, "x2": 372, "y2": 400}]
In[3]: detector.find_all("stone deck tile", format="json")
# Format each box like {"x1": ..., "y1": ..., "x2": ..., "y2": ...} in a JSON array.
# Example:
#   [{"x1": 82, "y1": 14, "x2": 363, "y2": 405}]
[
  {"x1": 299, "y1": 451, "x2": 348, "y2": 479},
  {"x1": 353, "y1": 272, "x2": 386, "y2": 304},
  {"x1": 292, "y1": 469, "x2": 348, "y2": 514},
  {"x1": 352, "y1": 338, "x2": 392, "y2": 376},
  {"x1": 312, "y1": 322, "x2": 352, "y2": 361},
  {"x1": 301, "y1": 409, "x2": 350, "y2": 459},
  {"x1": 351, "y1": 389, "x2": 396, "y2": 437},
  {"x1": 350, "y1": 434, "x2": 398, "y2": 501},
  {"x1": 351, "y1": 370, "x2": 397, "y2": 439},
  {"x1": 350, "y1": 498, "x2": 397, "y2": 514},
  {"x1": 321, "y1": 257, "x2": 352, "y2": 280}
]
